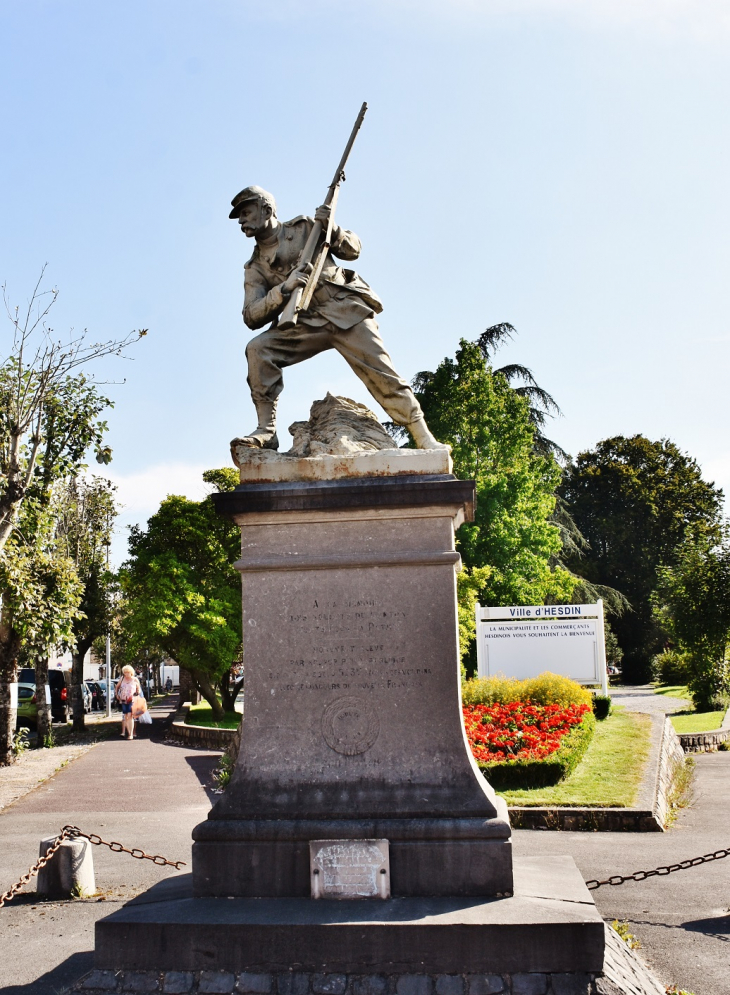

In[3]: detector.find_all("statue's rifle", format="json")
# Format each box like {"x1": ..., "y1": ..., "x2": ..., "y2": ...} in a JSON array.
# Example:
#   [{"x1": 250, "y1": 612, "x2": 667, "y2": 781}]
[{"x1": 278, "y1": 102, "x2": 368, "y2": 330}]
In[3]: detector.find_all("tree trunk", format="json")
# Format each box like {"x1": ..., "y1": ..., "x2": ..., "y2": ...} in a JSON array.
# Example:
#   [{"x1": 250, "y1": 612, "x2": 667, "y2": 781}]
[
  {"x1": 35, "y1": 654, "x2": 52, "y2": 747},
  {"x1": 219, "y1": 669, "x2": 244, "y2": 713},
  {"x1": 71, "y1": 641, "x2": 91, "y2": 733},
  {"x1": 193, "y1": 671, "x2": 225, "y2": 721},
  {"x1": 0, "y1": 600, "x2": 22, "y2": 766},
  {"x1": 178, "y1": 667, "x2": 200, "y2": 708}
]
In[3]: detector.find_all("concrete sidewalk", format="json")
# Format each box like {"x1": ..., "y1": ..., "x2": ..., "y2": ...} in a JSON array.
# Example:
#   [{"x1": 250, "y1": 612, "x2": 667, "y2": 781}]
[{"x1": 0, "y1": 698, "x2": 221, "y2": 994}]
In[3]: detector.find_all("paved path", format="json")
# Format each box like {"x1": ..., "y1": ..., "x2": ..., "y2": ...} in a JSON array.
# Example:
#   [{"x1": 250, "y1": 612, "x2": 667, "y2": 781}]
[
  {"x1": 610, "y1": 683, "x2": 689, "y2": 714},
  {"x1": 0, "y1": 743, "x2": 95, "y2": 813},
  {"x1": 0, "y1": 698, "x2": 220, "y2": 994}
]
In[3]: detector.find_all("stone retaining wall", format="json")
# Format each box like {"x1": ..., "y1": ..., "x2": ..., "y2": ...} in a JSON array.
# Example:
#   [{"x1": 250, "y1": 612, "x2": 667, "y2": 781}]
[
  {"x1": 72, "y1": 926, "x2": 665, "y2": 995},
  {"x1": 508, "y1": 806, "x2": 659, "y2": 832},
  {"x1": 168, "y1": 707, "x2": 240, "y2": 752},
  {"x1": 678, "y1": 707, "x2": 730, "y2": 753},
  {"x1": 654, "y1": 717, "x2": 686, "y2": 825}
]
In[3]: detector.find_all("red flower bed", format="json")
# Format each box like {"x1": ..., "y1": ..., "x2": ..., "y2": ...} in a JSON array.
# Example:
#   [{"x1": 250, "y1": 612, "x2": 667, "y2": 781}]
[{"x1": 463, "y1": 700, "x2": 591, "y2": 764}]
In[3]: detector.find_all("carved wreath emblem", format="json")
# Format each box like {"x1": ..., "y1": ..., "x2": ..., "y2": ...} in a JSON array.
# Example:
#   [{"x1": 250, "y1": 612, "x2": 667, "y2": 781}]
[{"x1": 321, "y1": 695, "x2": 380, "y2": 756}]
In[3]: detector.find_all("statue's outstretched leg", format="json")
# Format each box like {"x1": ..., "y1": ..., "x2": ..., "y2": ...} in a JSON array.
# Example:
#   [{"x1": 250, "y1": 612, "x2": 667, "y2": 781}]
[
  {"x1": 406, "y1": 414, "x2": 449, "y2": 451},
  {"x1": 332, "y1": 318, "x2": 449, "y2": 451},
  {"x1": 235, "y1": 326, "x2": 331, "y2": 450}
]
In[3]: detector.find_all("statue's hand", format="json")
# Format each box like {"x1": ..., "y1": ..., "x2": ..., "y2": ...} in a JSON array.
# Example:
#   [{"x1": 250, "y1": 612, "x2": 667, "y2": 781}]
[
  {"x1": 314, "y1": 204, "x2": 332, "y2": 228},
  {"x1": 282, "y1": 263, "x2": 313, "y2": 296}
]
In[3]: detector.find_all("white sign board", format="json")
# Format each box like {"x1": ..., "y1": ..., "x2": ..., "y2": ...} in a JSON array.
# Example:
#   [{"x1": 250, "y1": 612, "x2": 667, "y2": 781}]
[{"x1": 476, "y1": 602, "x2": 608, "y2": 695}]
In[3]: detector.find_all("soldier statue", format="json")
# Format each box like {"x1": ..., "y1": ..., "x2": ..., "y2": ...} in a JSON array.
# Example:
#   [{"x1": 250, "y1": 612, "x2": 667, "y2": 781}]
[{"x1": 229, "y1": 185, "x2": 447, "y2": 452}]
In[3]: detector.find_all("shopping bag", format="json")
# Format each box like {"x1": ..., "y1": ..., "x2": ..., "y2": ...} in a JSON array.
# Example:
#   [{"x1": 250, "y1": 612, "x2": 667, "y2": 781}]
[
  {"x1": 136, "y1": 710, "x2": 153, "y2": 725},
  {"x1": 131, "y1": 695, "x2": 148, "y2": 718}
]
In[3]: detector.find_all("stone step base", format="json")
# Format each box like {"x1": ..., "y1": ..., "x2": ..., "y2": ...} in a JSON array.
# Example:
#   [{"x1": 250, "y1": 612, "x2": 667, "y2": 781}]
[
  {"x1": 93, "y1": 858, "x2": 604, "y2": 977},
  {"x1": 72, "y1": 926, "x2": 666, "y2": 995}
]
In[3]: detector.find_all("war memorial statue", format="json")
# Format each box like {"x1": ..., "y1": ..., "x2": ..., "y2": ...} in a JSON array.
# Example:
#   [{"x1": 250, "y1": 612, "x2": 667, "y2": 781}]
[
  {"x1": 87, "y1": 106, "x2": 624, "y2": 995},
  {"x1": 228, "y1": 104, "x2": 446, "y2": 453}
]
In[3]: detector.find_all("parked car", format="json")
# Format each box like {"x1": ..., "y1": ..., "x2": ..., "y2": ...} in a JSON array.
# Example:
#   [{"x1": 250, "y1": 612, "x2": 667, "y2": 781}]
[
  {"x1": 97, "y1": 678, "x2": 120, "y2": 709},
  {"x1": 85, "y1": 680, "x2": 106, "y2": 711},
  {"x1": 19, "y1": 668, "x2": 71, "y2": 723},
  {"x1": 15, "y1": 683, "x2": 37, "y2": 729}
]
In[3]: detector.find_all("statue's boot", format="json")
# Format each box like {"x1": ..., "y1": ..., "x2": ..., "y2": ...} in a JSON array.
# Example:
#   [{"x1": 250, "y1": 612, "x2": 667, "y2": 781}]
[
  {"x1": 406, "y1": 415, "x2": 450, "y2": 451},
  {"x1": 231, "y1": 401, "x2": 279, "y2": 451}
]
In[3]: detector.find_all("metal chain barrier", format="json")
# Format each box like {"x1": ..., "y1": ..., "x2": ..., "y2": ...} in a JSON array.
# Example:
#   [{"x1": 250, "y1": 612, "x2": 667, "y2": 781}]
[
  {"x1": 0, "y1": 825, "x2": 186, "y2": 908},
  {"x1": 586, "y1": 846, "x2": 730, "y2": 890},
  {"x1": 61, "y1": 825, "x2": 186, "y2": 869}
]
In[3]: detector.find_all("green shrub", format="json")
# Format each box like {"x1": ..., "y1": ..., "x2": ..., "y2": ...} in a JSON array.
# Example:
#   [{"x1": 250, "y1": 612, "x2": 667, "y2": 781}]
[
  {"x1": 478, "y1": 711, "x2": 596, "y2": 789},
  {"x1": 214, "y1": 752, "x2": 234, "y2": 790},
  {"x1": 688, "y1": 661, "x2": 730, "y2": 712},
  {"x1": 462, "y1": 672, "x2": 592, "y2": 708},
  {"x1": 592, "y1": 694, "x2": 612, "y2": 720},
  {"x1": 652, "y1": 648, "x2": 691, "y2": 685}
]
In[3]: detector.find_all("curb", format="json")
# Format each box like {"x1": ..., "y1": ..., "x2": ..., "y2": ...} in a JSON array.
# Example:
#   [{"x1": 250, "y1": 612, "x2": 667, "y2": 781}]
[
  {"x1": 677, "y1": 706, "x2": 730, "y2": 753},
  {"x1": 169, "y1": 706, "x2": 240, "y2": 751}
]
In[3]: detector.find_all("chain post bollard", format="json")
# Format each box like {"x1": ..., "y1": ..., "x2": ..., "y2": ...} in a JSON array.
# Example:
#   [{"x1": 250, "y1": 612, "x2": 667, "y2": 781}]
[{"x1": 0, "y1": 826, "x2": 186, "y2": 908}]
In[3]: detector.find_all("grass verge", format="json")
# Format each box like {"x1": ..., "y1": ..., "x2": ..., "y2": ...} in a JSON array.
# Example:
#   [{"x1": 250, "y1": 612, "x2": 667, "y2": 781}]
[
  {"x1": 497, "y1": 707, "x2": 652, "y2": 808},
  {"x1": 670, "y1": 710, "x2": 725, "y2": 734},
  {"x1": 654, "y1": 684, "x2": 691, "y2": 700},
  {"x1": 185, "y1": 703, "x2": 241, "y2": 729}
]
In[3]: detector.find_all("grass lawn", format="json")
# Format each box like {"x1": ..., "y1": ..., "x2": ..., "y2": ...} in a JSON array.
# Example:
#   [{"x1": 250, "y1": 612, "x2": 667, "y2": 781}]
[
  {"x1": 185, "y1": 703, "x2": 241, "y2": 729},
  {"x1": 654, "y1": 684, "x2": 692, "y2": 700},
  {"x1": 653, "y1": 683, "x2": 727, "y2": 733},
  {"x1": 670, "y1": 710, "x2": 725, "y2": 734},
  {"x1": 497, "y1": 708, "x2": 652, "y2": 808}
]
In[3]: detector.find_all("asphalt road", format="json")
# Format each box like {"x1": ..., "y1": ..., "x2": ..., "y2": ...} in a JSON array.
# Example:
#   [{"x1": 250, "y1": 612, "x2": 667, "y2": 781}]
[
  {"x1": 0, "y1": 702, "x2": 727, "y2": 995},
  {"x1": 513, "y1": 751, "x2": 730, "y2": 995}
]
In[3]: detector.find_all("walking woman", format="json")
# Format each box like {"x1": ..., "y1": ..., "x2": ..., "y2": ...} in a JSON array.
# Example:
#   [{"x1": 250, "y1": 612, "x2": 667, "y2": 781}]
[{"x1": 115, "y1": 665, "x2": 142, "y2": 740}]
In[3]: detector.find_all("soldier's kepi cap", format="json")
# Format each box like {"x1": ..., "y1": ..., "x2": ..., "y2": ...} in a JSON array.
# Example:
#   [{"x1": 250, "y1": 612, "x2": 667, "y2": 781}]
[{"x1": 229, "y1": 185, "x2": 277, "y2": 219}]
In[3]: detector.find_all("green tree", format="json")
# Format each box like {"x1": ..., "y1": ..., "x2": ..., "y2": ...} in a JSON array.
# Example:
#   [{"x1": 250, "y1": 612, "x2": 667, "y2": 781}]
[
  {"x1": 121, "y1": 469, "x2": 242, "y2": 720},
  {"x1": 55, "y1": 476, "x2": 117, "y2": 732},
  {"x1": 0, "y1": 497, "x2": 83, "y2": 757},
  {"x1": 475, "y1": 323, "x2": 566, "y2": 460},
  {"x1": 0, "y1": 272, "x2": 143, "y2": 764},
  {"x1": 653, "y1": 527, "x2": 730, "y2": 709},
  {"x1": 414, "y1": 339, "x2": 576, "y2": 662},
  {"x1": 560, "y1": 436, "x2": 723, "y2": 682}
]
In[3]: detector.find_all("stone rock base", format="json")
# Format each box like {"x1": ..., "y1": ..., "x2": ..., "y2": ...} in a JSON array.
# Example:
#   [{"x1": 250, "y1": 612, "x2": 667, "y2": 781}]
[
  {"x1": 72, "y1": 967, "x2": 600, "y2": 994},
  {"x1": 72, "y1": 924, "x2": 666, "y2": 995}
]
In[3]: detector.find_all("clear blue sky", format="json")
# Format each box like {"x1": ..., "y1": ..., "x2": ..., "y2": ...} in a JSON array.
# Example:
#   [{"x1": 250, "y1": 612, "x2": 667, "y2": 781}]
[{"x1": 2, "y1": 0, "x2": 729, "y2": 561}]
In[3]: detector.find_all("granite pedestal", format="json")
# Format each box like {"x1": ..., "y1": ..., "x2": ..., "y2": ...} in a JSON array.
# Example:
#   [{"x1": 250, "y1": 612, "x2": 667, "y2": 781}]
[{"x1": 193, "y1": 472, "x2": 512, "y2": 899}]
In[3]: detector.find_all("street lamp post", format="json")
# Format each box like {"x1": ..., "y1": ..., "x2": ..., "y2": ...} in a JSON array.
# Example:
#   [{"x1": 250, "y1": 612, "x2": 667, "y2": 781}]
[{"x1": 105, "y1": 513, "x2": 112, "y2": 719}]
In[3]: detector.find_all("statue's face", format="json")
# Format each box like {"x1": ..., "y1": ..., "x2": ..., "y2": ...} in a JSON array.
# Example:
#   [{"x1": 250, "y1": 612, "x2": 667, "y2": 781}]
[{"x1": 238, "y1": 200, "x2": 270, "y2": 237}]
